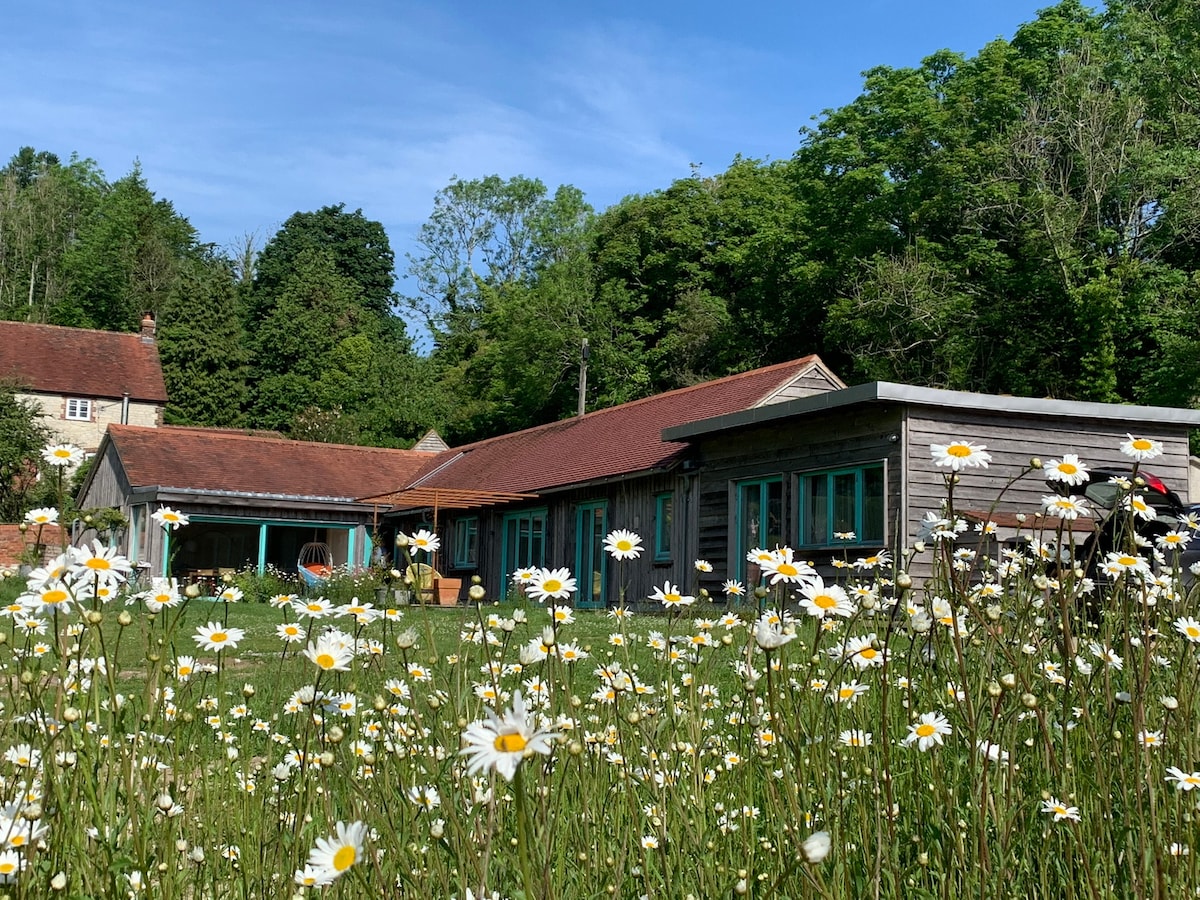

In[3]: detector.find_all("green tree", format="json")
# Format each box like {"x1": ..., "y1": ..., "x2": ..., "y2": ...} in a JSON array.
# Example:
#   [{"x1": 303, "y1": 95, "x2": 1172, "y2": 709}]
[
  {"x1": 251, "y1": 205, "x2": 396, "y2": 321},
  {"x1": 157, "y1": 253, "x2": 249, "y2": 426},
  {"x1": 0, "y1": 385, "x2": 51, "y2": 522}
]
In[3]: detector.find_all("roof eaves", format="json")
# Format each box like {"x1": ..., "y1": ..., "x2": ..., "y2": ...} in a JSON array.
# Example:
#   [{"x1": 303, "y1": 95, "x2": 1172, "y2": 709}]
[{"x1": 664, "y1": 382, "x2": 1200, "y2": 441}]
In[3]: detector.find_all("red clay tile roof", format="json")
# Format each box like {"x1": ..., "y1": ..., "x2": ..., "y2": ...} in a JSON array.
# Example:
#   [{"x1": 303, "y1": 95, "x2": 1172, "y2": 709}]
[
  {"x1": 106, "y1": 426, "x2": 438, "y2": 501},
  {"x1": 407, "y1": 356, "x2": 827, "y2": 495},
  {"x1": 0, "y1": 322, "x2": 167, "y2": 403}
]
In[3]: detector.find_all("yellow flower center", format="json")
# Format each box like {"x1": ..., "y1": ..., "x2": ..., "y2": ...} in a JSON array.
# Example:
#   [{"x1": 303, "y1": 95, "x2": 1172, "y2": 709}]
[
  {"x1": 1118, "y1": 556, "x2": 1138, "y2": 567},
  {"x1": 9, "y1": 835, "x2": 24, "y2": 846},
  {"x1": 1059, "y1": 462, "x2": 1077, "y2": 474},
  {"x1": 332, "y1": 845, "x2": 357, "y2": 871},
  {"x1": 815, "y1": 595, "x2": 837, "y2": 609},
  {"x1": 0, "y1": 862, "x2": 15, "y2": 874},
  {"x1": 1054, "y1": 805, "x2": 1067, "y2": 816},
  {"x1": 542, "y1": 579, "x2": 561, "y2": 593},
  {"x1": 839, "y1": 688, "x2": 854, "y2": 699},
  {"x1": 85, "y1": 558, "x2": 111, "y2": 571},
  {"x1": 43, "y1": 590, "x2": 68, "y2": 605},
  {"x1": 494, "y1": 732, "x2": 528, "y2": 753},
  {"x1": 1188, "y1": 626, "x2": 1200, "y2": 638},
  {"x1": 316, "y1": 653, "x2": 336, "y2": 669},
  {"x1": 307, "y1": 603, "x2": 323, "y2": 611},
  {"x1": 776, "y1": 563, "x2": 798, "y2": 577},
  {"x1": 210, "y1": 632, "x2": 227, "y2": 643},
  {"x1": 178, "y1": 666, "x2": 192, "y2": 676},
  {"x1": 617, "y1": 540, "x2": 632, "y2": 551},
  {"x1": 53, "y1": 449, "x2": 71, "y2": 459},
  {"x1": 916, "y1": 723, "x2": 936, "y2": 738},
  {"x1": 1132, "y1": 438, "x2": 1153, "y2": 451},
  {"x1": 948, "y1": 444, "x2": 972, "y2": 458},
  {"x1": 664, "y1": 593, "x2": 681, "y2": 604},
  {"x1": 861, "y1": 648, "x2": 877, "y2": 660}
]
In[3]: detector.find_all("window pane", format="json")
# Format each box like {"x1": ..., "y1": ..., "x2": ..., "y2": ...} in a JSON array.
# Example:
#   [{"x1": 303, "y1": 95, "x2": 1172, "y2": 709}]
[
  {"x1": 833, "y1": 472, "x2": 857, "y2": 534},
  {"x1": 655, "y1": 494, "x2": 673, "y2": 561},
  {"x1": 803, "y1": 474, "x2": 829, "y2": 545},
  {"x1": 765, "y1": 480, "x2": 783, "y2": 550},
  {"x1": 862, "y1": 467, "x2": 885, "y2": 542}
]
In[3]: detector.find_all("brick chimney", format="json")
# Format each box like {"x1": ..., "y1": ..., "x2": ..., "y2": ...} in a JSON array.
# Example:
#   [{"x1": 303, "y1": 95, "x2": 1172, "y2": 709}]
[{"x1": 140, "y1": 312, "x2": 156, "y2": 342}]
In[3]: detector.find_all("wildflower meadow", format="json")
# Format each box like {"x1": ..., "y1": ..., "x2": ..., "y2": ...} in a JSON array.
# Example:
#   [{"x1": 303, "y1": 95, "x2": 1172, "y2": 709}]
[{"x1": 0, "y1": 436, "x2": 1198, "y2": 898}]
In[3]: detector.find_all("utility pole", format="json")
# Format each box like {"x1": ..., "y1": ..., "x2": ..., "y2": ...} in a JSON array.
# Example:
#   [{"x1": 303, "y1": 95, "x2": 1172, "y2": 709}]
[{"x1": 577, "y1": 338, "x2": 589, "y2": 417}]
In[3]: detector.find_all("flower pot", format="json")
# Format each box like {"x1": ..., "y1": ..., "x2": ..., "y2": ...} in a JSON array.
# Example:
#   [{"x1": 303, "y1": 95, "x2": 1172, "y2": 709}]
[{"x1": 435, "y1": 577, "x2": 462, "y2": 606}]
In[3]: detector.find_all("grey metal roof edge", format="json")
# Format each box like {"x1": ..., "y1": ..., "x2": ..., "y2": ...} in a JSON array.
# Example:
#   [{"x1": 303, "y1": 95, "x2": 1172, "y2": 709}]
[
  {"x1": 663, "y1": 382, "x2": 1200, "y2": 441},
  {"x1": 135, "y1": 486, "x2": 364, "y2": 504}
]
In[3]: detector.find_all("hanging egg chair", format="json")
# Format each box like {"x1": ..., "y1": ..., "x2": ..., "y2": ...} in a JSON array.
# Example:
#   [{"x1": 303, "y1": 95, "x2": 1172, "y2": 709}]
[{"x1": 298, "y1": 541, "x2": 332, "y2": 590}]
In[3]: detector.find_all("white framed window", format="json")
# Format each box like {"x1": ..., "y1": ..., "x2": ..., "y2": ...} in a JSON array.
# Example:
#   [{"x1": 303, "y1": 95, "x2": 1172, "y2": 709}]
[{"x1": 65, "y1": 398, "x2": 92, "y2": 421}]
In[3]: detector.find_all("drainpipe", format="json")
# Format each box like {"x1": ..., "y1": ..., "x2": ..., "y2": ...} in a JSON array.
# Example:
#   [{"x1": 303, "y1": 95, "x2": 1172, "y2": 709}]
[{"x1": 121, "y1": 391, "x2": 130, "y2": 425}]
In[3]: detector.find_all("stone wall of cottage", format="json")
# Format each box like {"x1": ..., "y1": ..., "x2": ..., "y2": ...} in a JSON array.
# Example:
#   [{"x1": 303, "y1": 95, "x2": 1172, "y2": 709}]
[{"x1": 18, "y1": 392, "x2": 161, "y2": 454}]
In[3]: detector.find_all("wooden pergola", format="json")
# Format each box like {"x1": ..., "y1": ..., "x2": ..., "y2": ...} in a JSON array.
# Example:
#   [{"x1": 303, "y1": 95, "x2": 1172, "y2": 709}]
[{"x1": 357, "y1": 486, "x2": 539, "y2": 580}]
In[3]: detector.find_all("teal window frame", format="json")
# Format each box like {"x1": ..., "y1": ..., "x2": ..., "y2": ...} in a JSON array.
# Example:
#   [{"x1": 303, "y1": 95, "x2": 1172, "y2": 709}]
[
  {"x1": 796, "y1": 463, "x2": 886, "y2": 547},
  {"x1": 575, "y1": 501, "x2": 608, "y2": 607},
  {"x1": 500, "y1": 508, "x2": 548, "y2": 584},
  {"x1": 734, "y1": 476, "x2": 784, "y2": 582},
  {"x1": 654, "y1": 492, "x2": 674, "y2": 562},
  {"x1": 453, "y1": 517, "x2": 479, "y2": 568}
]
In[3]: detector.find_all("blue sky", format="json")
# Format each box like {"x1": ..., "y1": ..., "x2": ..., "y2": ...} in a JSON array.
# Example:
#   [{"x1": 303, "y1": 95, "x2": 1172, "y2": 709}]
[{"x1": 5, "y1": 1, "x2": 1060, "y2": 267}]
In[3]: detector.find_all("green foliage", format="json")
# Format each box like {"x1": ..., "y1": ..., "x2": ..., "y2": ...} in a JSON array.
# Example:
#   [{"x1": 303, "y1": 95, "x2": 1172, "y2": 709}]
[
  {"x1": 0, "y1": 384, "x2": 51, "y2": 522},
  {"x1": 157, "y1": 253, "x2": 249, "y2": 426}
]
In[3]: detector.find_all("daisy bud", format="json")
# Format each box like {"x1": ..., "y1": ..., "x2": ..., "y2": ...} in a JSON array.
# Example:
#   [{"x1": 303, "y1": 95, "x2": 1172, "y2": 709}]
[
  {"x1": 176, "y1": 840, "x2": 188, "y2": 853},
  {"x1": 913, "y1": 541, "x2": 926, "y2": 554},
  {"x1": 468, "y1": 584, "x2": 486, "y2": 602},
  {"x1": 428, "y1": 696, "x2": 441, "y2": 710},
  {"x1": 185, "y1": 583, "x2": 201, "y2": 598},
  {"x1": 395, "y1": 532, "x2": 410, "y2": 547},
  {"x1": 87, "y1": 611, "x2": 103, "y2": 625},
  {"x1": 987, "y1": 681, "x2": 1002, "y2": 698},
  {"x1": 51, "y1": 872, "x2": 67, "y2": 891},
  {"x1": 1162, "y1": 695, "x2": 1179, "y2": 711},
  {"x1": 19, "y1": 670, "x2": 33, "y2": 685},
  {"x1": 156, "y1": 793, "x2": 174, "y2": 812},
  {"x1": 395, "y1": 630, "x2": 418, "y2": 650},
  {"x1": 1030, "y1": 457, "x2": 1042, "y2": 469},
  {"x1": 541, "y1": 626, "x2": 556, "y2": 647},
  {"x1": 327, "y1": 726, "x2": 344, "y2": 744},
  {"x1": 734, "y1": 879, "x2": 748, "y2": 895},
  {"x1": 319, "y1": 751, "x2": 335, "y2": 768},
  {"x1": 1000, "y1": 674, "x2": 1016, "y2": 690},
  {"x1": 118, "y1": 611, "x2": 133, "y2": 627},
  {"x1": 1021, "y1": 693, "x2": 1038, "y2": 708},
  {"x1": 918, "y1": 852, "x2": 930, "y2": 866},
  {"x1": 895, "y1": 572, "x2": 913, "y2": 590},
  {"x1": 190, "y1": 846, "x2": 205, "y2": 863},
  {"x1": 0, "y1": 632, "x2": 6, "y2": 645},
  {"x1": 430, "y1": 819, "x2": 445, "y2": 839},
  {"x1": 242, "y1": 683, "x2": 255, "y2": 698}
]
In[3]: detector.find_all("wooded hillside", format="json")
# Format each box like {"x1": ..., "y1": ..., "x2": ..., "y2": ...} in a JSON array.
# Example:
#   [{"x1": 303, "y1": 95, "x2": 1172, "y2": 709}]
[{"x1": 2, "y1": 0, "x2": 1197, "y2": 447}]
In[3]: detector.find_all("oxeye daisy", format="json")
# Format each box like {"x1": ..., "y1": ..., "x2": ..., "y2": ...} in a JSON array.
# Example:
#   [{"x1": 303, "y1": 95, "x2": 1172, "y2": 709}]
[
  {"x1": 694, "y1": 559, "x2": 713, "y2": 573},
  {"x1": 1041, "y1": 796, "x2": 1081, "y2": 822},
  {"x1": 759, "y1": 546, "x2": 815, "y2": 585},
  {"x1": 460, "y1": 691, "x2": 554, "y2": 781},
  {"x1": 303, "y1": 635, "x2": 355, "y2": 672},
  {"x1": 650, "y1": 581, "x2": 694, "y2": 609},
  {"x1": 1174, "y1": 617, "x2": 1200, "y2": 643},
  {"x1": 1043, "y1": 454, "x2": 1089, "y2": 486},
  {"x1": 23, "y1": 507, "x2": 58, "y2": 525},
  {"x1": 1121, "y1": 434, "x2": 1162, "y2": 461},
  {"x1": 526, "y1": 567, "x2": 576, "y2": 603},
  {"x1": 277, "y1": 622, "x2": 305, "y2": 643},
  {"x1": 603, "y1": 529, "x2": 643, "y2": 560},
  {"x1": 193, "y1": 622, "x2": 245, "y2": 652},
  {"x1": 151, "y1": 506, "x2": 190, "y2": 530},
  {"x1": 903, "y1": 711, "x2": 952, "y2": 751},
  {"x1": 838, "y1": 729, "x2": 872, "y2": 748},
  {"x1": 798, "y1": 578, "x2": 855, "y2": 619},
  {"x1": 1041, "y1": 494, "x2": 1089, "y2": 521},
  {"x1": 930, "y1": 439, "x2": 991, "y2": 471},
  {"x1": 408, "y1": 529, "x2": 440, "y2": 554},
  {"x1": 41, "y1": 443, "x2": 84, "y2": 467},
  {"x1": 304, "y1": 820, "x2": 367, "y2": 882},
  {"x1": 1165, "y1": 766, "x2": 1200, "y2": 791}
]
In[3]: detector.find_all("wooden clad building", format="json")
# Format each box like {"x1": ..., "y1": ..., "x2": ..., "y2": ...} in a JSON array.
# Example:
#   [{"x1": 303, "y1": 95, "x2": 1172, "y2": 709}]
[
  {"x1": 380, "y1": 356, "x2": 846, "y2": 606},
  {"x1": 663, "y1": 382, "x2": 1200, "y2": 586}
]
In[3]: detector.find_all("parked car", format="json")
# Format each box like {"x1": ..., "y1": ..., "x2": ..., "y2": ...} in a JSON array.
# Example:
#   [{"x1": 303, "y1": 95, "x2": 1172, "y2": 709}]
[{"x1": 1046, "y1": 467, "x2": 1186, "y2": 581}]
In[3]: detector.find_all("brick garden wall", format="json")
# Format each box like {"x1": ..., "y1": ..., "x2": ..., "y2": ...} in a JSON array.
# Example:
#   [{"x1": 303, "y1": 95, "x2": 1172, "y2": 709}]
[{"x1": 0, "y1": 525, "x2": 67, "y2": 568}]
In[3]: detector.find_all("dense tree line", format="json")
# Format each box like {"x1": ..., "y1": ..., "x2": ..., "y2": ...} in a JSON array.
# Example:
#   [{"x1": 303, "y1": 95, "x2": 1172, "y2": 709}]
[{"x1": 2, "y1": 0, "x2": 1198, "y2": 450}]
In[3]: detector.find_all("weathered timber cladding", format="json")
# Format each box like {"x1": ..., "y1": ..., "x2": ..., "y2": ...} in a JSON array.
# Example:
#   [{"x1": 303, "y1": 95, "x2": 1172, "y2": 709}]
[
  {"x1": 426, "y1": 470, "x2": 698, "y2": 606},
  {"x1": 901, "y1": 407, "x2": 1194, "y2": 582},
  {"x1": 692, "y1": 405, "x2": 904, "y2": 584}
]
